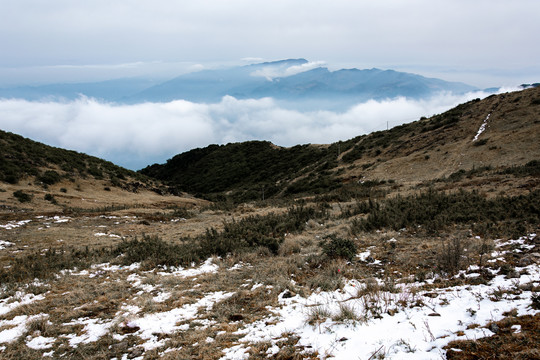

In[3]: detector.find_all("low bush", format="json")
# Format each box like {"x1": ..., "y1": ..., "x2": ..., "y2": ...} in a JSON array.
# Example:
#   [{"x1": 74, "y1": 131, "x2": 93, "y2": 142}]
[
  {"x1": 114, "y1": 235, "x2": 199, "y2": 268},
  {"x1": 321, "y1": 235, "x2": 357, "y2": 261},
  {"x1": 0, "y1": 246, "x2": 111, "y2": 283},
  {"x1": 350, "y1": 189, "x2": 540, "y2": 236},
  {"x1": 501, "y1": 160, "x2": 540, "y2": 177},
  {"x1": 44, "y1": 193, "x2": 57, "y2": 204},
  {"x1": 13, "y1": 190, "x2": 32, "y2": 203},
  {"x1": 437, "y1": 238, "x2": 466, "y2": 275},
  {"x1": 38, "y1": 170, "x2": 61, "y2": 185}
]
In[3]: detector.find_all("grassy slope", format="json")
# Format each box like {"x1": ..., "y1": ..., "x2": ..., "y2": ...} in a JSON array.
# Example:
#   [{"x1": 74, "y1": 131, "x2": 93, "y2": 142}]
[
  {"x1": 0, "y1": 130, "x2": 204, "y2": 214},
  {"x1": 0, "y1": 130, "x2": 141, "y2": 185}
]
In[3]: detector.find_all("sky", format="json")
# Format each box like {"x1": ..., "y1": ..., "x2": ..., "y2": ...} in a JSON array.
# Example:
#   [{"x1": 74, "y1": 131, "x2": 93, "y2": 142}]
[
  {"x1": 1, "y1": 0, "x2": 539, "y2": 87},
  {"x1": 0, "y1": 1, "x2": 539, "y2": 169}
]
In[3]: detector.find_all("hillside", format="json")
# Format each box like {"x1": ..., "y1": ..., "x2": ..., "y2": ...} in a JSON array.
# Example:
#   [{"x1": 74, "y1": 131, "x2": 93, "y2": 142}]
[
  {"x1": 0, "y1": 130, "x2": 203, "y2": 214},
  {"x1": 141, "y1": 86, "x2": 540, "y2": 202},
  {"x1": 0, "y1": 87, "x2": 539, "y2": 360}
]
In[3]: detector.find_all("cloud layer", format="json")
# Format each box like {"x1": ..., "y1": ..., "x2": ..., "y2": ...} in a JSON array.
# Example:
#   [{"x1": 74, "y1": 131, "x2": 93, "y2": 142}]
[{"x1": 0, "y1": 91, "x2": 509, "y2": 170}]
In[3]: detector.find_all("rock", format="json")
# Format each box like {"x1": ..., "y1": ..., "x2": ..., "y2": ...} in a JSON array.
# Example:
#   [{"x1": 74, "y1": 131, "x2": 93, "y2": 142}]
[
  {"x1": 506, "y1": 271, "x2": 520, "y2": 279},
  {"x1": 281, "y1": 290, "x2": 295, "y2": 299},
  {"x1": 111, "y1": 341, "x2": 128, "y2": 353},
  {"x1": 518, "y1": 256, "x2": 534, "y2": 267},
  {"x1": 229, "y1": 314, "x2": 244, "y2": 321},
  {"x1": 489, "y1": 323, "x2": 500, "y2": 334},
  {"x1": 128, "y1": 347, "x2": 144, "y2": 359}
]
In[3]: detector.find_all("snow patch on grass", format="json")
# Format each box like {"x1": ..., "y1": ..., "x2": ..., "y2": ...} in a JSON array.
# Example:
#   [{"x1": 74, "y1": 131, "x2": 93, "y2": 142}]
[
  {"x1": 0, "y1": 220, "x2": 31, "y2": 230},
  {"x1": 222, "y1": 264, "x2": 540, "y2": 359}
]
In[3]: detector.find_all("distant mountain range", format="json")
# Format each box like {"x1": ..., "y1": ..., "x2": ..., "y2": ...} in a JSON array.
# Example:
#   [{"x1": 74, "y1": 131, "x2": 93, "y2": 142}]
[{"x1": 0, "y1": 59, "x2": 481, "y2": 110}]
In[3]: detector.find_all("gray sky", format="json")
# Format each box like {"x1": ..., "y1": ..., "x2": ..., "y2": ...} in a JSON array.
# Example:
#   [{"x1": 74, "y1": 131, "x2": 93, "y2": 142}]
[{"x1": 1, "y1": 0, "x2": 539, "y2": 87}]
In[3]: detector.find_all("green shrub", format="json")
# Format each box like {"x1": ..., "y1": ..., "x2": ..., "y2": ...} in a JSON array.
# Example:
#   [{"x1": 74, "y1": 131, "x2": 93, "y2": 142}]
[
  {"x1": 350, "y1": 189, "x2": 540, "y2": 235},
  {"x1": 13, "y1": 190, "x2": 32, "y2": 203},
  {"x1": 321, "y1": 235, "x2": 357, "y2": 261},
  {"x1": 0, "y1": 246, "x2": 111, "y2": 283},
  {"x1": 501, "y1": 160, "x2": 540, "y2": 177},
  {"x1": 38, "y1": 170, "x2": 61, "y2": 185},
  {"x1": 44, "y1": 193, "x2": 57, "y2": 204},
  {"x1": 114, "y1": 235, "x2": 198, "y2": 268}
]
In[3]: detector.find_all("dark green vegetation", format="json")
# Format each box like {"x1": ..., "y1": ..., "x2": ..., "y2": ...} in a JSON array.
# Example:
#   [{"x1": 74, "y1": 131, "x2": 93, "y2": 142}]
[
  {"x1": 0, "y1": 129, "x2": 146, "y2": 187},
  {"x1": 341, "y1": 99, "x2": 475, "y2": 164},
  {"x1": 13, "y1": 189, "x2": 32, "y2": 203},
  {"x1": 138, "y1": 93, "x2": 491, "y2": 202},
  {"x1": 141, "y1": 141, "x2": 346, "y2": 201},
  {"x1": 321, "y1": 235, "x2": 358, "y2": 261},
  {"x1": 350, "y1": 189, "x2": 540, "y2": 236},
  {"x1": 116, "y1": 205, "x2": 327, "y2": 268}
]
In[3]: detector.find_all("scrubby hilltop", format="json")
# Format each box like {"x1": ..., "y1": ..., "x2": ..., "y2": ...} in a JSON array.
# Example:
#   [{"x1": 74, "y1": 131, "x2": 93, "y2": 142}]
[
  {"x1": 141, "y1": 86, "x2": 540, "y2": 202},
  {"x1": 0, "y1": 130, "x2": 202, "y2": 213}
]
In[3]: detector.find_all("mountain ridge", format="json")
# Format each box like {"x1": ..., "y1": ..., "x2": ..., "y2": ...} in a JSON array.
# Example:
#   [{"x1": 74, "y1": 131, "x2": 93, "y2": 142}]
[
  {"x1": 127, "y1": 60, "x2": 477, "y2": 107},
  {"x1": 0, "y1": 59, "x2": 478, "y2": 110},
  {"x1": 140, "y1": 86, "x2": 540, "y2": 201}
]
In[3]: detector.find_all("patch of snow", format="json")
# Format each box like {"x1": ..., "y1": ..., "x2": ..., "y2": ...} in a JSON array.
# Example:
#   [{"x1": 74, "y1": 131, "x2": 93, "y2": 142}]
[
  {"x1": 157, "y1": 258, "x2": 219, "y2": 278},
  {"x1": 130, "y1": 291, "x2": 234, "y2": 350},
  {"x1": 63, "y1": 317, "x2": 114, "y2": 347},
  {"x1": 53, "y1": 216, "x2": 70, "y2": 223},
  {"x1": 0, "y1": 314, "x2": 46, "y2": 344},
  {"x1": 26, "y1": 336, "x2": 56, "y2": 349},
  {"x1": 0, "y1": 240, "x2": 14, "y2": 250},
  {"x1": 0, "y1": 220, "x2": 31, "y2": 230},
  {"x1": 153, "y1": 292, "x2": 171, "y2": 303},
  {"x1": 221, "y1": 344, "x2": 250, "y2": 360},
  {"x1": 356, "y1": 250, "x2": 371, "y2": 261},
  {"x1": 250, "y1": 283, "x2": 264, "y2": 291},
  {"x1": 0, "y1": 292, "x2": 46, "y2": 316},
  {"x1": 473, "y1": 113, "x2": 490, "y2": 142}
]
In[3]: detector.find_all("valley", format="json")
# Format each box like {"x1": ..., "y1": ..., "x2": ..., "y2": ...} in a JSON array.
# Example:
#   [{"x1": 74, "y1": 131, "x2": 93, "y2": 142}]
[{"x1": 0, "y1": 87, "x2": 539, "y2": 359}]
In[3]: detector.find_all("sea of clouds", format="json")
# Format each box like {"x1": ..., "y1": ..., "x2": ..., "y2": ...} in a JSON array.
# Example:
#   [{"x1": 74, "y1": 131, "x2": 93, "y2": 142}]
[{"x1": 0, "y1": 89, "x2": 518, "y2": 170}]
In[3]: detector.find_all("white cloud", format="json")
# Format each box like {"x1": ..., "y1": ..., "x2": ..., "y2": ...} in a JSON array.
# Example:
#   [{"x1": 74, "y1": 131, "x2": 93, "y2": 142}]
[
  {"x1": 241, "y1": 57, "x2": 265, "y2": 63},
  {"x1": 250, "y1": 61, "x2": 326, "y2": 80},
  {"x1": 0, "y1": 89, "x2": 515, "y2": 170}
]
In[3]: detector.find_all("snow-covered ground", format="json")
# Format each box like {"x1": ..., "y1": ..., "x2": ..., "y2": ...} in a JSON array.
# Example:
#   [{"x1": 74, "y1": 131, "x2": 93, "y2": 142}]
[
  {"x1": 223, "y1": 264, "x2": 539, "y2": 359},
  {"x1": 0, "y1": 234, "x2": 538, "y2": 359}
]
